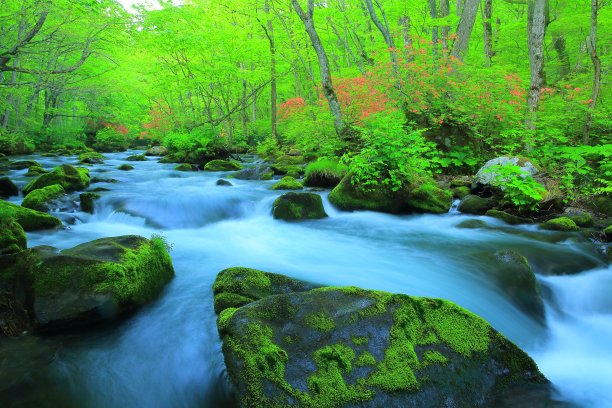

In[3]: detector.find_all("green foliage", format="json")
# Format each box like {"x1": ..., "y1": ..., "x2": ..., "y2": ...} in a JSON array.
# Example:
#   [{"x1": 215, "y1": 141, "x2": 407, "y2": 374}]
[
  {"x1": 94, "y1": 128, "x2": 128, "y2": 152},
  {"x1": 486, "y1": 165, "x2": 548, "y2": 212}
]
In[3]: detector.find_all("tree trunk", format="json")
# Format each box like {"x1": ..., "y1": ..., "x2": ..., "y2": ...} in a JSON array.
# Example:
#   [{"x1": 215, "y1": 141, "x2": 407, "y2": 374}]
[
  {"x1": 428, "y1": 0, "x2": 439, "y2": 58},
  {"x1": 456, "y1": 0, "x2": 465, "y2": 15},
  {"x1": 290, "y1": 0, "x2": 344, "y2": 134},
  {"x1": 552, "y1": 34, "x2": 571, "y2": 81},
  {"x1": 440, "y1": 0, "x2": 450, "y2": 53},
  {"x1": 450, "y1": 0, "x2": 480, "y2": 60},
  {"x1": 583, "y1": 0, "x2": 601, "y2": 143},
  {"x1": 399, "y1": 16, "x2": 414, "y2": 61},
  {"x1": 526, "y1": 0, "x2": 548, "y2": 129},
  {"x1": 363, "y1": 0, "x2": 397, "y2": 63},
  {"x1": 264, "y1": 0, "x2": 277, "y2": 139},
  {"x1": 483, "y1": 0, "x2": 493, "y2": 64}
]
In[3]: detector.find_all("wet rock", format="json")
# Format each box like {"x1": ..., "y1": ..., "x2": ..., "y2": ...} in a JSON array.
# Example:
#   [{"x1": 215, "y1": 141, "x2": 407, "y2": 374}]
[
  {"x1": 562, "y1": 207, "x2": 594, "y2": 227},
  {"x1": 458, "y1": 194, "x2": 493, "y2": 215},
  {"x1": 31, "y1": 235, "x2": 174, "y2": 331},
  {"x1": 540, "y1": 217, "x2": 579, "y2": 232},
  {"x1": 126, "y1": 154, "x2": 146, "y2": 161},
  {"x1": 0, "y1": 177, "x2": 18, "y2": 198},
  {"x1": 216, "y1": 179, "x2": 233, "y2": 187},
  {"x1": 216, "y1": 271, "x2": 553, "y2": 408},
  {"x1": 22, "y1": 165, "x2": 90, "y2": 196},
  {"x1": 271, "y1": 164, "x2": 303, "y2": 179},
  {"x1": 485, "y1": 210, "x2": 532, "y2": 225},
  {"x1": 271, "y1": 176, "x2": 303, "y2": 191},
  {"x1": 457, "y1": 219, "x2": 489, "y2": 229},
  {"x1": 0, "y1": 200, "x2": 62, "y2": 231},
  {"x1": 9, "y1": 161, "x2": 41, "y2": 170},
  {"x1": 146, "y1": 146, "x2": 168, "y2": 156},
  {"x1": 329, "y1": 173, "x2": 452, "y2": 215},
  {"x1": 21, "y1": 184, "x2": 65, "y2": 213},
  {"x1": 0, "y1": 218, "x2": 27, "y2": 256},
  {"x1": 78, "y1": 152, "x2": 106, "y2": 165},
  {"x1": 79, "y1": 192, "x2": 100, "y2": 214},
  {"x1": 25, "y1": 166, "x2": 48, "y2": 177},
  {"x1": 452, "y1": 186, "x2": 471, "y2": 199},
  {"x1": 272, "y1": 192, "x2": 327, "y2": 220},
  {"x1": 118, "y1": 164, "x2": 134, "y2": 171},
  {"x1": 474, "y1": 157, "x2": 539, "y2": 188},
  {"x1": 203, "y1": 160, "x2": 243, "y2": 172}
]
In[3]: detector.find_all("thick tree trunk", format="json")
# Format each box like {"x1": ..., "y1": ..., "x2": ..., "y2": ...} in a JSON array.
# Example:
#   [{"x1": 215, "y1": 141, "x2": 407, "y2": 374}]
[
  {"x1": 450, "y1": 0, "x2": 479, "y2": 60},
  {"x1": 526, "y1": 0, "x2": 548, "y2": 129},
  {"x1": 440, "y1": 0, "x2": 450, "y2": 53},
  {"x1": 429, "y1": 0, "x2": 439, "y2": 58},
  {"x1": 483, "y1": 0, "x2": 493, "y2": 64},
  {"x1": 290, "y1": 0, "x2": 344, "y2": 134},
  {"x1": 583, "y1": 0, "x2": 601, "y2": 143}
]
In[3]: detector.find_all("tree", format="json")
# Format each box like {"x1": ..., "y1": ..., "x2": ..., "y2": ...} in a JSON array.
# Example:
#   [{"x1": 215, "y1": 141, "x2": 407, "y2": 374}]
[
  {"x1": 450, "y1": 0, "x2": 480, "y2": 60},
  {"x1": 583, "y1": 0, "x2": 602, "y2": 142},
  {"x1": 526, "y1": 0, "x2": 548, "y2": 129}
]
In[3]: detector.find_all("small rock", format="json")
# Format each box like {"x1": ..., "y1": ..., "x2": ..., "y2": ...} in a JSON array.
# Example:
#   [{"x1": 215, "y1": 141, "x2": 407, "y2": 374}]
[
  {"x1": 0, "y1": 177, "x2": 18, "y2": 198},
  {"x1": 80, "y1": 192, "x2": 100, "y2": 214},
  {"x1": 272, "y1": 192, "x2": 327, "y2": 220},
  {"x1": 458, "y1": 195, "x2": 492, "y2": 215},
  {"x1": 540, "y1": 217, "x2": 579, "y2": 232},
  {"x1": 271, "y1": 176, "x2": 303, "y2": 191},
  {"x1": 118, "y1": 164, "x2": 134, "y2": 171},
  {"x1": 216, "y1": 179, "x2": 233, "y2": 187}
]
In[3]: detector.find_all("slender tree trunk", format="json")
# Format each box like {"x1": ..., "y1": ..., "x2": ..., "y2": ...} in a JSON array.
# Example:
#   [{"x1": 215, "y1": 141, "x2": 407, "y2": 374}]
[
  {"x1": 2, "y1": 6, "x2": 26, "y2": 130},
  {"x1": 440, "y1": 0, "x2": 450, "y2": 53},
  {"x1": 264, "y1": 0, "x2": 277, "y2": 139},
  {"x1": 363, "y1": 0, "x2": 397, "y2": 63},
  {"x1": 428, "y1": 0, "x2": 439, "y2": 59},
  {"x1": 583, "y1": 0, "x2": 601, "y2": 143},
  {"x1": 483, "y1": 0, "x2": 493, "y2": 65},
  {"x1": 526, "y1": 0, "x2": 548, "y2": 130},
  {"x1": 456, "y1": 0, "x2": 465, "y2": 15},
  {"x1": 552, "y1": 34, "x2": 571, "y2": 80},
  {"x1": 450, "y1": 0, "x2": 480, "y2": 60},
  {"x1": 399, "y1": 16, "x2": 414, "y2": 61},
  {"x1": 290, "y1": 0, "x2": 344, "y2": 134}
]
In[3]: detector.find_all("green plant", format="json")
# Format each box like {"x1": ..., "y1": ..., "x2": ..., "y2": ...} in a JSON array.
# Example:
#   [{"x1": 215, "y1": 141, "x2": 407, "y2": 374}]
[{"x1": 486, "y1": 165, "x2": 547, "y2": 212}]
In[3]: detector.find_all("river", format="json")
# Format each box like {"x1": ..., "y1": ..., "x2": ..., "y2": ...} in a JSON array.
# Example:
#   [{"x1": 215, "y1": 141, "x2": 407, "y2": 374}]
[{"x1": 1, "y1": 150, "x2": 610, "y2": 407}]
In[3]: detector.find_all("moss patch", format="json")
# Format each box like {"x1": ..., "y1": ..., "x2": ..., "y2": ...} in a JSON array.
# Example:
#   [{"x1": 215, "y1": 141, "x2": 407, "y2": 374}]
[
  {"x1": 540, "y1": 217, "x2": 579, "y2": 231},
  {"x1": 303, "y1": 159, "x2": 347, "y2": 188},
  {"x1": 21, "y1": 184, "x2": 65, "y2": 212},
  {"x1": 0, "y1": 199, "x2": 62, "y2": 231},
  {"x1": 304, "y1": 312, "x2": 336, "y2": 332},
  {"x1": 23, "y1": 164, "x2": 89, "y2": 195},
  {"x1": 203, "y1": 160, "x2": 243, "y2": 172},
  {"x1": 0, "y1": 218, "x2": 27, "y2": 255},
  {"x1": 272, "y1": 192, "x2": 327, "y2": 220},
  {"x1": 271, "y1": 176, "x2": 303, "y2": 191}
]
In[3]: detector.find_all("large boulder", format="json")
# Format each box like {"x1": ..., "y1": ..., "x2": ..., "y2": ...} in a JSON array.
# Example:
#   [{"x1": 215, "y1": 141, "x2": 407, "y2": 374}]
[
  {"x1": 0, "y1": 177, "x2": 18, "y2": 198},
  {"x1": 540, "y1": 217, "x2": 579, "y2": 232},
  {"x1": 272, "y1": 192, "x2": 327, "y2": 220},
  {"x1": 329, "y1": 174, "x2": 452, "y2": 214},
  {"x1": 474, "y1": 157, "x2": 539, "y2": 188},
  {"x1": 303, "y1": 160, "x2": 347, "y2": 188},
  {"x1": 203, "y1": 160, "x2": 243, "y2": 172},
  {"x1": 458, "y1": 194, "x2": 493, "y2": 215},
  {"x1": 0, "y1": 218, "x2": 26, "y2": 256},
  {"x1": 213, "y1": 267, "x2": 319, "y2": 314},
  {"x1": 21, "y1": 184, "x2": 65, "y2": 213},
  {"x1": 22, "y1": 165, "x2": 90, "y2": 196},
  {"x1": 0, "y1": 200, "x2": 62, "y2": 231},
  {"x1": 78, "y1": 152, "x2": 106, "y2": 165},
  {"x1": 31, "y1": 235, "x2": 175, "y2": 331},
  {"x1": 216, "y1": 272, "x2": 553, "y2": 408},
  {"x1": 146, "y1": 146, "x2": 168, "y2": 156}
]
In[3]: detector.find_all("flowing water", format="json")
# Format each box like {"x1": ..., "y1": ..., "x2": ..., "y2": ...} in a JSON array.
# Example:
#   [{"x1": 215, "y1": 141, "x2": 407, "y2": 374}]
[{"x1": 1, "y1": 151, "x2": 610, "y2": 407}]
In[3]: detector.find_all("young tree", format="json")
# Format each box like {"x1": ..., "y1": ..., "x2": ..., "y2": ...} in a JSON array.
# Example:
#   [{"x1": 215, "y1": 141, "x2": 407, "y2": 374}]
[{"x1": 526, "y1": 0, "x2": 548, "y2": 128}]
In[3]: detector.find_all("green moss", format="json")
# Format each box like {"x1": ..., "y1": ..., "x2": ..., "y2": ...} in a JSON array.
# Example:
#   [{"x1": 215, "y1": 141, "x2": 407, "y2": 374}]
[
  {"x1": 421, "y1": 350, "x2": 448, "y2": 366},
  {"x1": 213, "y1": 267, "x2": 272, "y2": 296},
  {"x1": 25, "y1": 165, "x2": 48, "y2": 177},
  {"x1": 304, "y1": 159, "x2": 347, "y2": 188},
  {"x1": 351, "y1": 336, "x2": 369, "y2": 346},
  {"x1": 80, "y1": 192, "x2": 100, "y2": 214},
  {"x1": 355, "y1": 351, "x2": 377, "y2": 367},
  {"x1": 452, "y1": 186, "x2": 471, "y2": 199},
  {"x1": 457, "y1": 219, "x2": 488, "y2": 229},
  {"x1": 0, "y1": 218, "x2": 27, "y2": 255},
  {"x1": 407, "y1": 183, "x2": 452, "y2": 214},
  {"x1": 271, "y1": 176, "x2": 303, "y2": 190},
  {"x1": 23, "y1": 164, "x2": 90, "y2": 195},
  {"x1": 272, "y1": 192, "x2": 327, "y2": 220},
  {"x1": 214, "y1": 292, "x2": 255, "y2": 314},
  {"x1": 274, "y1": 155, "x2": 305, "y2": 166},
  {"x1": 79, "y1": 152, "x2": 106, "y2": 164},
  {"x1": 126, "y1": 154, "x2": 147, "y2": 161},
  {"x1": 118, "y1": 164, "x2": 134, "y2": 171},
  {"x1": 485, "y1": 210, "x2": 531, "y2": 225},
  {"x1": 21, "y1": 184, "x2": 65, "y2": 212},
  {"x1": 203, "y1": 160, "x2": 243, "y2": 172},
  {"x1": 540, "y1": 217, "x2": 579, "y2": 231},
  {"x1": 175, "y1": 163, "x2": 196, "y2": 171},
  {"x1": 271, "y1": 164, "x2": 303, "y2": 177},
  {"x1": 217, "y1": 307, "x2": 238, "y2": 335},
  {"x1": 0, "y1": 199, "x2": 62, "y2": 231},
  {"x1": 304, "y1": 312, "x2": 335, "y2": 332},
  {"x1": 604, "y1": 224, "x2": 612, "y2": 240}
]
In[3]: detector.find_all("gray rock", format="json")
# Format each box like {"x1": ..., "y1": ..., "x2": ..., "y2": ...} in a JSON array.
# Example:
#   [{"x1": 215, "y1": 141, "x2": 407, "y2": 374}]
[{"x1": 474, "y1": 157, "x2": 539, "y2": 187}]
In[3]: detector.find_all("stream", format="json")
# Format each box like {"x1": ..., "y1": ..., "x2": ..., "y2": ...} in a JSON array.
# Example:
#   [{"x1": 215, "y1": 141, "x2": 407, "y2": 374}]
[{"x1": 1, "y1": 150, "x2": 610, "y2": 408}]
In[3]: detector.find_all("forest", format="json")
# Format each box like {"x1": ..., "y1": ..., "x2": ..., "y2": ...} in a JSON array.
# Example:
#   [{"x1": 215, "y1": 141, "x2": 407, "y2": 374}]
[{"x1": 0, "y1": 0, "x2": 610, "y2": 407}]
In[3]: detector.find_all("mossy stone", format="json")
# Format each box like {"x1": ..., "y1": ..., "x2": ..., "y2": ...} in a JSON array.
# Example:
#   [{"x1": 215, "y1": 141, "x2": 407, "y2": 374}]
[
  {"x1": 0, "y1": 200, "x2": 62, "y2": 231},
  {"x1": 563, "y1": 208, "x2": 594, "y2": 227},
  {"x1": 272, "y1": 192, "x2": 327, "y2": 220},
  {"x1": 126, "y1": 154, "x2": 146, "y2": 162},
  {"x1": 271, "y1": 164, "x2": 303, "y2": 177},
  {"x1": 22, "y1": 165, "x2": 90, "y2": 196},
  {"x1": 175, "y1": 163, "x2": 196, "y2": 172},
  {"x1": 271, "y1": 176, "x2": 303, "y2": 191},
  {"x1": 21, "y1": 184, "x2": 65, "y2": 212},
  {"x1": 78, "y1": 152, "x2": 106, "y2": 164},
  {"x1": 25, "y1": 165, "x2": 48, "y2": 177},
  {"x1": 452, "y1": 186, "x2": 471, "y2": 199},
  {"x1": 457, "y1": 219, "x2": 488, "y2": 229},
  {"x1": 32, "y1": 235, "x2": 175, "y2": 331},
  {"x1": 458, "y1": 194, "x2": 492, "y2": 215},
  {"x1": 603, "y1": 225, "x2": 612, "y2": 241},
  {"x1": 203, "y1": 160, "x2": 243, "y2": 172},
  {"x1": 0, "y1": 218, "x2": 27, "y2": 256},
  {"x1": 485, "y1": 210, "x2": 531, "y2": 225},
  {"x1": 0, "y1": 177, "x2": 18, "y2": 198},
  {"x1": 540, "y1": 217, "x2": 579, "y2": 232},
  {"x1": 216, "y1": 179, "x2": 233, "y2": 187},
  {"x1": 118, "y1": 164, "x2": 134, "y2": 171},
  {"x1": 80, "y1": 192, "x2": 100, "y2": 214},
  {"x1": 450, "y1": 179, "x2": 472, "y2": 188},
  {"x1": 9, "y1": 160, "x2": 41, "y2": 170}
]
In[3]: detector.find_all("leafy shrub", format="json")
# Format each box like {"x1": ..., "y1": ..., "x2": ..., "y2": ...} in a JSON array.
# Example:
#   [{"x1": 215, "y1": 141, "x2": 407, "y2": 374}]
[{"x1": 486, "y1": 164, "x2": 547, "y2": 212}]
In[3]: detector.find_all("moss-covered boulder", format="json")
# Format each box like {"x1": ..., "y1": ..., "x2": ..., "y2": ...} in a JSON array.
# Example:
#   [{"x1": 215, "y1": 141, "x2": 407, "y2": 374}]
[
  {"x1": 562, "y1": 207, "x2": 594, "y2": 227},
  {"x1": 457, "y1": 219, "x2": 489, "y2": 229},
  {"x1": 146, "y1": 146, "x2": 168, "y2": 156},
  {"x1": 9, "y1": 160, "x2": 41, "y2": 170},
  {"x1": 31, "y1": 235, "x2": 174, "y2": 331},
  {"x1": 25, "y1": 165, "x2": 48, "y2": 177},
  {"x1": 329, "y1": 174, "x2": 452, "y2": 215},
  {"x1": 591, "y1": 195, "x2": 612, "y2": 216},
  {"x1": 485, "y1": 210, "x2": 531, "y2": 225},
  {"x1": 272, "y1": 192, "x2": 327, "y2": 220},
  {"x1": 216, "y1": 179, "x2": 233, "y2": 187},
  {"x1": 303, "y1": 159, "x2": 347, "y2": 188},
  {"x1": 271, "y1": 176, "x2": 303, "y2": 191},
  {"x1": 203, "y1": 160, "x2": 243, "y2": 172},
  {"x1": 118, "y1": 164, "x2": 134, "y2": 171},
  {"x1": 271, "y1": 164, "x2": 303, "y2": 179},
  {"x1": 22, "y1": 165, "x2": 90, "y2": 196},
  {"x1": 216, "y1": 276, "x2": 552, "y2": 407},
  {"x1": 78, "y1": 152, "x2": 106, "y2": 164},
  {"x1": 0, "y1": 200, "x2": 62, "y2": 231},
  {"x1": 175, "y1": 163, "x2": 197, "y2": 171},
  {"x1": 603, "y1": 225, "x2": 612, "y2": 241},
  {"x1": 126, "y1": 154, "x2": 146, "y2": 162},
  {"x1": 0, "y1": 218, "x2": 27, "y2": 256},
  {"x1": 213, "y1": 267, "x2": 319, "y2": 314},
  {"x1": 80, "y1": 192, "x2": 100, "y2": 214},
  {"x1": 274, "y1": 155, "x2": 306, "y2": 166},
  {"x1": 0, "y1": 177, "x2": 18, "y2": 198},
  {"x1": 540, "y1": 217, "x2": 579, "y2": 232},
  {"x1": 452, "y1": 186, "x2": 471, "y2": 199},
  {"x1": 458, "y1": 194, "x2": 493, "y2": 215},
  {"x1": 21, "y1": 184, "x2": 65, "y2": 213}
]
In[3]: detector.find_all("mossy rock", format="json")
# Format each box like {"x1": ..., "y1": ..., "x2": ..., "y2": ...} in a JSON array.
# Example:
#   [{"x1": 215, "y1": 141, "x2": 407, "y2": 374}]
[
  {"x1": 0, "y1": 218, "x2": 27, "y2": 256},
  {"x1": 562, "y1": 208, "x2": 594, "y2": 227},
  {"x1": 271, "y1": 164, "x2": 304, "y2": 178},
  {"x1": 175, "y1": 163, "x2": 197, "y2": 171},
  {"x1": 146, "y1": 146, "x2": 168, "y2": 156},
  {"x1": 450, "y1": 179, "x2": 472, "y2": 188},
  {"x1": 303, "y1": 160, "x2": 347, "y2": 189},
  {"x1": 25, "y1": 165, "x2": 48, "y2": 177},
  {"x1": 329, "y1": 174, "x2": 451, "y2": 215},
  {"x1": 485, "y1": 210, "x2": 532, "y2": 225},
  {"x1": 9, "y1": 161, "x2": 41, "y2": 170},
  {"x1": 21, "y1": 184, "x2": 65, "y2": 213},
  {"x1": 78, "y1": 152, "x2": 106, "y2": 165},
  {"x1": 217, "y1": 277, "x2": 552, "y2": 407},
  {"x1": 0, "y1": 177, "x2": 18, "y2": 198},
  {"x1": 0, "y1": 200, "x2": 62, "y2": 231},
  {"x1": 590, "y1": 195, "x2": 612, "y2": 216},
  {"x1": 452, "y1": 186, "x2": 471, "y2": 199},
  {"x1": 540, "y1": 217, "x2": 579, "y2": 232},
  {"x1": 118, "y1": 164, "x2": 134, "y2": 171},
  {"x1": 31, "y1": 235, "x2": 175, "y2": 331},
  {"x1": 603, "y1": 225, "x2": 612, "y2": 241},
  {"x1": 212, "y1": 267, "x2": 319, "y2": 314},
  {"x1": 80, "y1": 192, "x2": 100, "y2": 214},
  {"x1": 203, "y1": 160, "x2": 243, "y2": 172},
  {"x1": 457, "y1": 219, "x2": 488, "y2": 229},
  {"x1": 458, "y1": 195, "x2": 493, "y2": 215},
  {"x1": 126, "y1": 154, "x2": 147, "y2": 162},
  {"x1": 272, "y1": 192, "x2": 327, "y2": 221},
  {"x1": 234, "y1": 166, "x2": 275, "y2": 180},
  {"x1": 22, "y1": 165, "x2": 90, "y2": 196},
  {"x1": 216, "y1": 179, "x2": 233, "y2": 187},
  {"x1": 271, "y1": 176, "x2": 303, "y2": 191}
]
